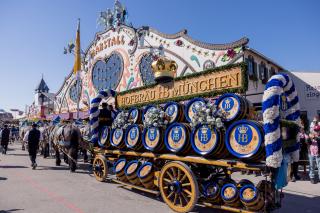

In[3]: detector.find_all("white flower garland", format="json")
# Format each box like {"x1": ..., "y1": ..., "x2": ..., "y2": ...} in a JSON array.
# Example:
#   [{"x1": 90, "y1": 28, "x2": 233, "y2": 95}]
[
  {"x1": 143, "y1": 106, "x2": 170, "y2": 128},
  {"x1": 190, "y1": 101, "x2": 228, "y2": 130},
  {"x1": 112, "y1": 111, "x2": 132, "y2": 129}
]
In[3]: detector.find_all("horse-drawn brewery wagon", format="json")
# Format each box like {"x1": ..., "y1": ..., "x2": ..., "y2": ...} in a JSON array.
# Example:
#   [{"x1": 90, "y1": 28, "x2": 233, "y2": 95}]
[{"x1": 88, "y1": 59, "x2": 301, "y2": 213}]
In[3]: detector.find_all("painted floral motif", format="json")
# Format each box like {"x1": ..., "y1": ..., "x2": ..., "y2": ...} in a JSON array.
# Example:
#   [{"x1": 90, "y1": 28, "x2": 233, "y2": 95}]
[{"x1": 221, "y1": 47, "x2": 242, "y2": 62}]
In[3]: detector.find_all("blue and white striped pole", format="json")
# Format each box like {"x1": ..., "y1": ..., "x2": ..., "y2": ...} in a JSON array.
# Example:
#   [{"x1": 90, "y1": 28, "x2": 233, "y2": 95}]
[
  {"x1": 262, "y1": 73, "x2": 301, "y2": 168},
  {"x1": 89, "y1": 89, "x2": 116, "y2": 144}
]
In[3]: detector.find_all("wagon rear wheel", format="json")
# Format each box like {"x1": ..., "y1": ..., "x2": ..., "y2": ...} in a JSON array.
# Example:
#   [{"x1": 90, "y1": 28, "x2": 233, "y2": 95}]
[
  {"x1": 93, "y1": 155, "x2": 108, "y2": 182},
  {"x1": 159, "y1": 161, "x2": 199, "y2": 212}
]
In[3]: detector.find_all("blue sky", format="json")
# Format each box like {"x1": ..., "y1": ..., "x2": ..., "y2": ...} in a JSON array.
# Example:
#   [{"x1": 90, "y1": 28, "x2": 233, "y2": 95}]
[{"x1": 0, "y1": 0, "x2": 319, "y2": 111}]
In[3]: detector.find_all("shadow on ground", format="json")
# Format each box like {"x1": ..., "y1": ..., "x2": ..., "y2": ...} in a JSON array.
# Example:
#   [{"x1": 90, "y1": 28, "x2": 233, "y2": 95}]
[
  {"x1": 0, "y1": 166, "x2": 28, "y2": 169},
  {"x1": 0, "y1": 209, "x2": 24, "y2": 213}
]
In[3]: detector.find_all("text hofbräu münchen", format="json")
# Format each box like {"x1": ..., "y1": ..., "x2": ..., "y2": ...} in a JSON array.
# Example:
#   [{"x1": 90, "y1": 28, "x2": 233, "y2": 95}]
[{"x1": 116, "y1": 67, "x2": 243, "y2": 108}]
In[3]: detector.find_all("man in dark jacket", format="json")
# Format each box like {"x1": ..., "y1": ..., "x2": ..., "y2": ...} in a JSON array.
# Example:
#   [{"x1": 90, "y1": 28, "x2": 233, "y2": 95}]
[
  {"x1": 24, "y1": 123, "x2": 42, "y2": 169},
  {"x1": 99, "y1": 103, "x2": 113, "y2": 127},
  {"x1": 1, "y1": 125, "x2": 10, "y2": 154}
]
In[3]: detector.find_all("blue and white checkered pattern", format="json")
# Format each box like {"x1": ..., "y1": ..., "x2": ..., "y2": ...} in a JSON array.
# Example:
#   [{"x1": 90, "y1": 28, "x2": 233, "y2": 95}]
[
  {"x1": 262, "y1": 73, "x2": 301, "y2": 168},
  {"x1": 89, "y1": 89, "x2": 116, "y2": 144}
]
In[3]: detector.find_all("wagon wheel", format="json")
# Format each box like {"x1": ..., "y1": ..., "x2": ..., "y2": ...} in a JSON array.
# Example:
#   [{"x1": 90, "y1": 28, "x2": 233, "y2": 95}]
[
  {"x1": 159, "y1": 161, "x2": 199, "y2": 213},
  {"x1": 93, "y1": 155, "x2": 108, "y2": 182}
]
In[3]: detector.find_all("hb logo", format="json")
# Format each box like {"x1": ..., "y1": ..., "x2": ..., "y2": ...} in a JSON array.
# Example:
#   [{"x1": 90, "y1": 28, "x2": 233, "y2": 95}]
[
  {"x1": 237, "y1": 125, "x2": 248, "y2": 143},
  {"x1": 223, "y1": 98, "x2": 231, "y2": 110},
  {"x1": 149, "y1": 128, "x2": 155, "y2": 140},
  {"x1": 200, "y1": 127, "x2": 208, "y2": 142},
  {"x1": 130, "y1": 128, "x2": 136, "y2": 139}
]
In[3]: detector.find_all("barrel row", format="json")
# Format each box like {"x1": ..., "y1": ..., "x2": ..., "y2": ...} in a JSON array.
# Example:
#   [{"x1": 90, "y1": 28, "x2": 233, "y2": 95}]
[
  {"x1": 202, "y1": 178, "x2": 273, "y2": 211},
  {"x1": 99, "y1": 119, "x2": 265, "y2": 162},
  {"x1": 114, "y1": 159, "x2": 156, "y2": 189},
  {"x1": 126, "y1": 93, "x2": 252, "y2": 125}
]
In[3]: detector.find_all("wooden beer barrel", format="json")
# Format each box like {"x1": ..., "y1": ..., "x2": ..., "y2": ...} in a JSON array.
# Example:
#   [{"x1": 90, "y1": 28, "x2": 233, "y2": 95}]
[
  {"x1": 125, "y1": 124, "x2": 144, "y2": 151},
  {"x1": 216, "y1": 93, "x2": 249, "y2": 122},
  {"x1": 114, "y1": 158, "x2": 127, "y2": 182},
  {"x1": 184, "y1": 98, "x2": 207, "y2": 122},
  {"x1": 221, "y1": 182, "x2": 241, "y2": 207},
  {"x1": 225, "y1": 120, "x2": 265, "y2": 161},
  {"x1": 164, "y1": 102, "x2": 185, "y2": 123},
  {"x1": 128, "y1": 108, "x2": 142, "y2": 124},
  {"x1": 142, "y1": 126, "x2": 166, "y2": 152},
  {"x1": 125, "y1": 160, "x2": 142, "y2": 185},
  {"x1": 143, "y1": 105, "x2": 157, "y2": 121},
  {"x1": 137, "y1": 162, "x2": 156, "y2": 189},
  {"x1": 201, "y1": 178, "x2": 225, "y2": 204},
  {"x1": 191, "y1": 124, "x2": 228, "y2": 158},
  {"x1": 164, "y1": 123, "x2": 192, "y2": 155},
  {"x1": 110, "y1": 128, "x2": 126, "y2": 149},
  {"x1": 239, "y1": 184, "x2": 264, "y2": 211},
  {"x1": 98, "y1": 126, "x2": 111, "y2": 148}
]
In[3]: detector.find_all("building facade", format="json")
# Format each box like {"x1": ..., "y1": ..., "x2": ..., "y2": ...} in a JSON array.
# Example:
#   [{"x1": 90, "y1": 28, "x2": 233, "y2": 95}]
[{"x1": 27, "y1": 1, "x2": 289, "y2": 120}]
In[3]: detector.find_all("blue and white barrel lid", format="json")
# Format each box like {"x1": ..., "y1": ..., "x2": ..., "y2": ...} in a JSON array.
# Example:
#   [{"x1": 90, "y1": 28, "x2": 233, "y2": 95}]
[
  {"x1": 239, "y1": 185, "x2": 257, "y2": 202},
  {"x1": 125, "y1": 124, "x2": 140, "y2": 148},
  {"x1": 137, "y1": 162, "x2": 153, "y2": 179},
  {"x1": 191, "y1": 124, "x2": 219, "y2": 155},
  {"x1": 110, "y1": 128, "x2": 124, "y2": 147},
  {"x1": 225, "y1": 120, "x2": 263, "y2": 158},
  {"x1": 98, "y1": 126, "x2": 110, "y2": 147},
  {"x1": 114, "y1": 158, "x2": 126, "y2": 173},
  {"x1": 221, "y1": 183, "x2": 238, "y2": 201},
  {"x1": 124, "y1": 160, "x2": 139, "y2": 176},
  {"x1": 142, "y1": 127, "x2": 161, "y2": 151},
  {"x1": 203, "y1": 182, "x2": 220, "y2": 198},
  {"x1": 185, "y1": 98, "x2": 206, "y2": 122},
  {"x1": 216, "y1": 93, "x2": 242, "y2": 121},
  {"x1": 128, "y1": 108, "x2": 140, "y2": 123},
  {"x1": 165, "y1": 123, "x2": 187, "y2": 153},
  {"x1": 164, "y1": 102, "x2": 179, "y2": 123}
]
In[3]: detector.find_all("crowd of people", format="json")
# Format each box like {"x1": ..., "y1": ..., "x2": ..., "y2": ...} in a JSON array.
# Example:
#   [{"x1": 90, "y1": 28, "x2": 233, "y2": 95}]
[{"x1": 295, "y1": 116, "x2": 320, "y2": 184}]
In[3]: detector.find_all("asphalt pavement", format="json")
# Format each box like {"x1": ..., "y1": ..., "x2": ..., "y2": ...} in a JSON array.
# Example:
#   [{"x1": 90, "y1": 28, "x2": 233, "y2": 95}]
[{"x1": 1, "y1": 143, "x2": 319, "y2": 213}]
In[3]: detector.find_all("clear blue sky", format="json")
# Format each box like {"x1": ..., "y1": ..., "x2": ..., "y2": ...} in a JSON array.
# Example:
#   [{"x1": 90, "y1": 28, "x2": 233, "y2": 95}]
[{"x1": 0, "y1": 0, "x2": 319, "y2": 112}]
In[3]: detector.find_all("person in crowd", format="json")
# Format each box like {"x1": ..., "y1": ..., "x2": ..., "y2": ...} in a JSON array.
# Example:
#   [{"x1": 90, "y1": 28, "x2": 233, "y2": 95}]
[
  {"x1": 23, "y1": 123, "x2": 42, "y2": 169},
  {"x1": 108, "y1": 104, "x2": 117, "y2": 120},
  {"x1": 99, "y1": 103, "x2": 113, "y2": 127},
  {"x1": 1, "y1": 125, "x2": 10, "y2": 154},
  {"x1": 310, "y1": 115, "x2": 320, "y2": 133},
  {"x1": 308, "y1": 124, "x2": 320, "y2": 184},
  {"x1": 297, "y1": 127, "x2": 309, "y2": 179}
]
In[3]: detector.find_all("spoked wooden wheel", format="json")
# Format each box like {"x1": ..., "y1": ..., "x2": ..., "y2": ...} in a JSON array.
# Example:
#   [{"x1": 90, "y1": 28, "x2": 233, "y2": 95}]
[
  {"x1": 159, "y1": 161, "x2": 199, "y2": 213},
  {"x1": 93, "y1": 155, "x2": 108, "y2": 182}
]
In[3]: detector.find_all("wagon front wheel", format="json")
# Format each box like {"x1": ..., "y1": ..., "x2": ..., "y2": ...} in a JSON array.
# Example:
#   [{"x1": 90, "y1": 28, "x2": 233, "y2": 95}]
[
  {"x1": 159, "y1": 161, "x2": 199, "y2": 213},
  {"x1": 93, "y1": 155, "x2": 108, "y2": 182}
]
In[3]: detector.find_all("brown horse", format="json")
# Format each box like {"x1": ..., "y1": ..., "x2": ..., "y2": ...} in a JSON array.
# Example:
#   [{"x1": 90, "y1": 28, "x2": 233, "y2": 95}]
[{"x1": 50, "y1": 123, "x2": 82, "y2": 171}]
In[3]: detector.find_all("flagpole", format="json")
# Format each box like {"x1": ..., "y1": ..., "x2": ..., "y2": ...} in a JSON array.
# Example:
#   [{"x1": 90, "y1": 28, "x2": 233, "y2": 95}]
[{"x1": 76, "y1": 18, "x2": 80, "y2": 120}]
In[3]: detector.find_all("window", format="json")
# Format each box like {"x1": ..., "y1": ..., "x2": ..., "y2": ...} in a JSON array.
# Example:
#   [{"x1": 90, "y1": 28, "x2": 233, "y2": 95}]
[
  {"x1": 92, "y1": 52, "x2": 124, "y2": 92},
  {"x1": 259, "y1": 62, "x2": 268, "y2": 84},
  {"x1": 269, "y1": 67, "x2": 276, "y2": 78},
  {"x1": 245, "y1": 55, "x2": 257, "y2": 80}
]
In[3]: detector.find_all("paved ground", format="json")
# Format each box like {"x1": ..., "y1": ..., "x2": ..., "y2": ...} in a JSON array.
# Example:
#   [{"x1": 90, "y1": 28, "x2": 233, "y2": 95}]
[{"x1": 1, "y1": 143, "x2": 319, "y2": 213}]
